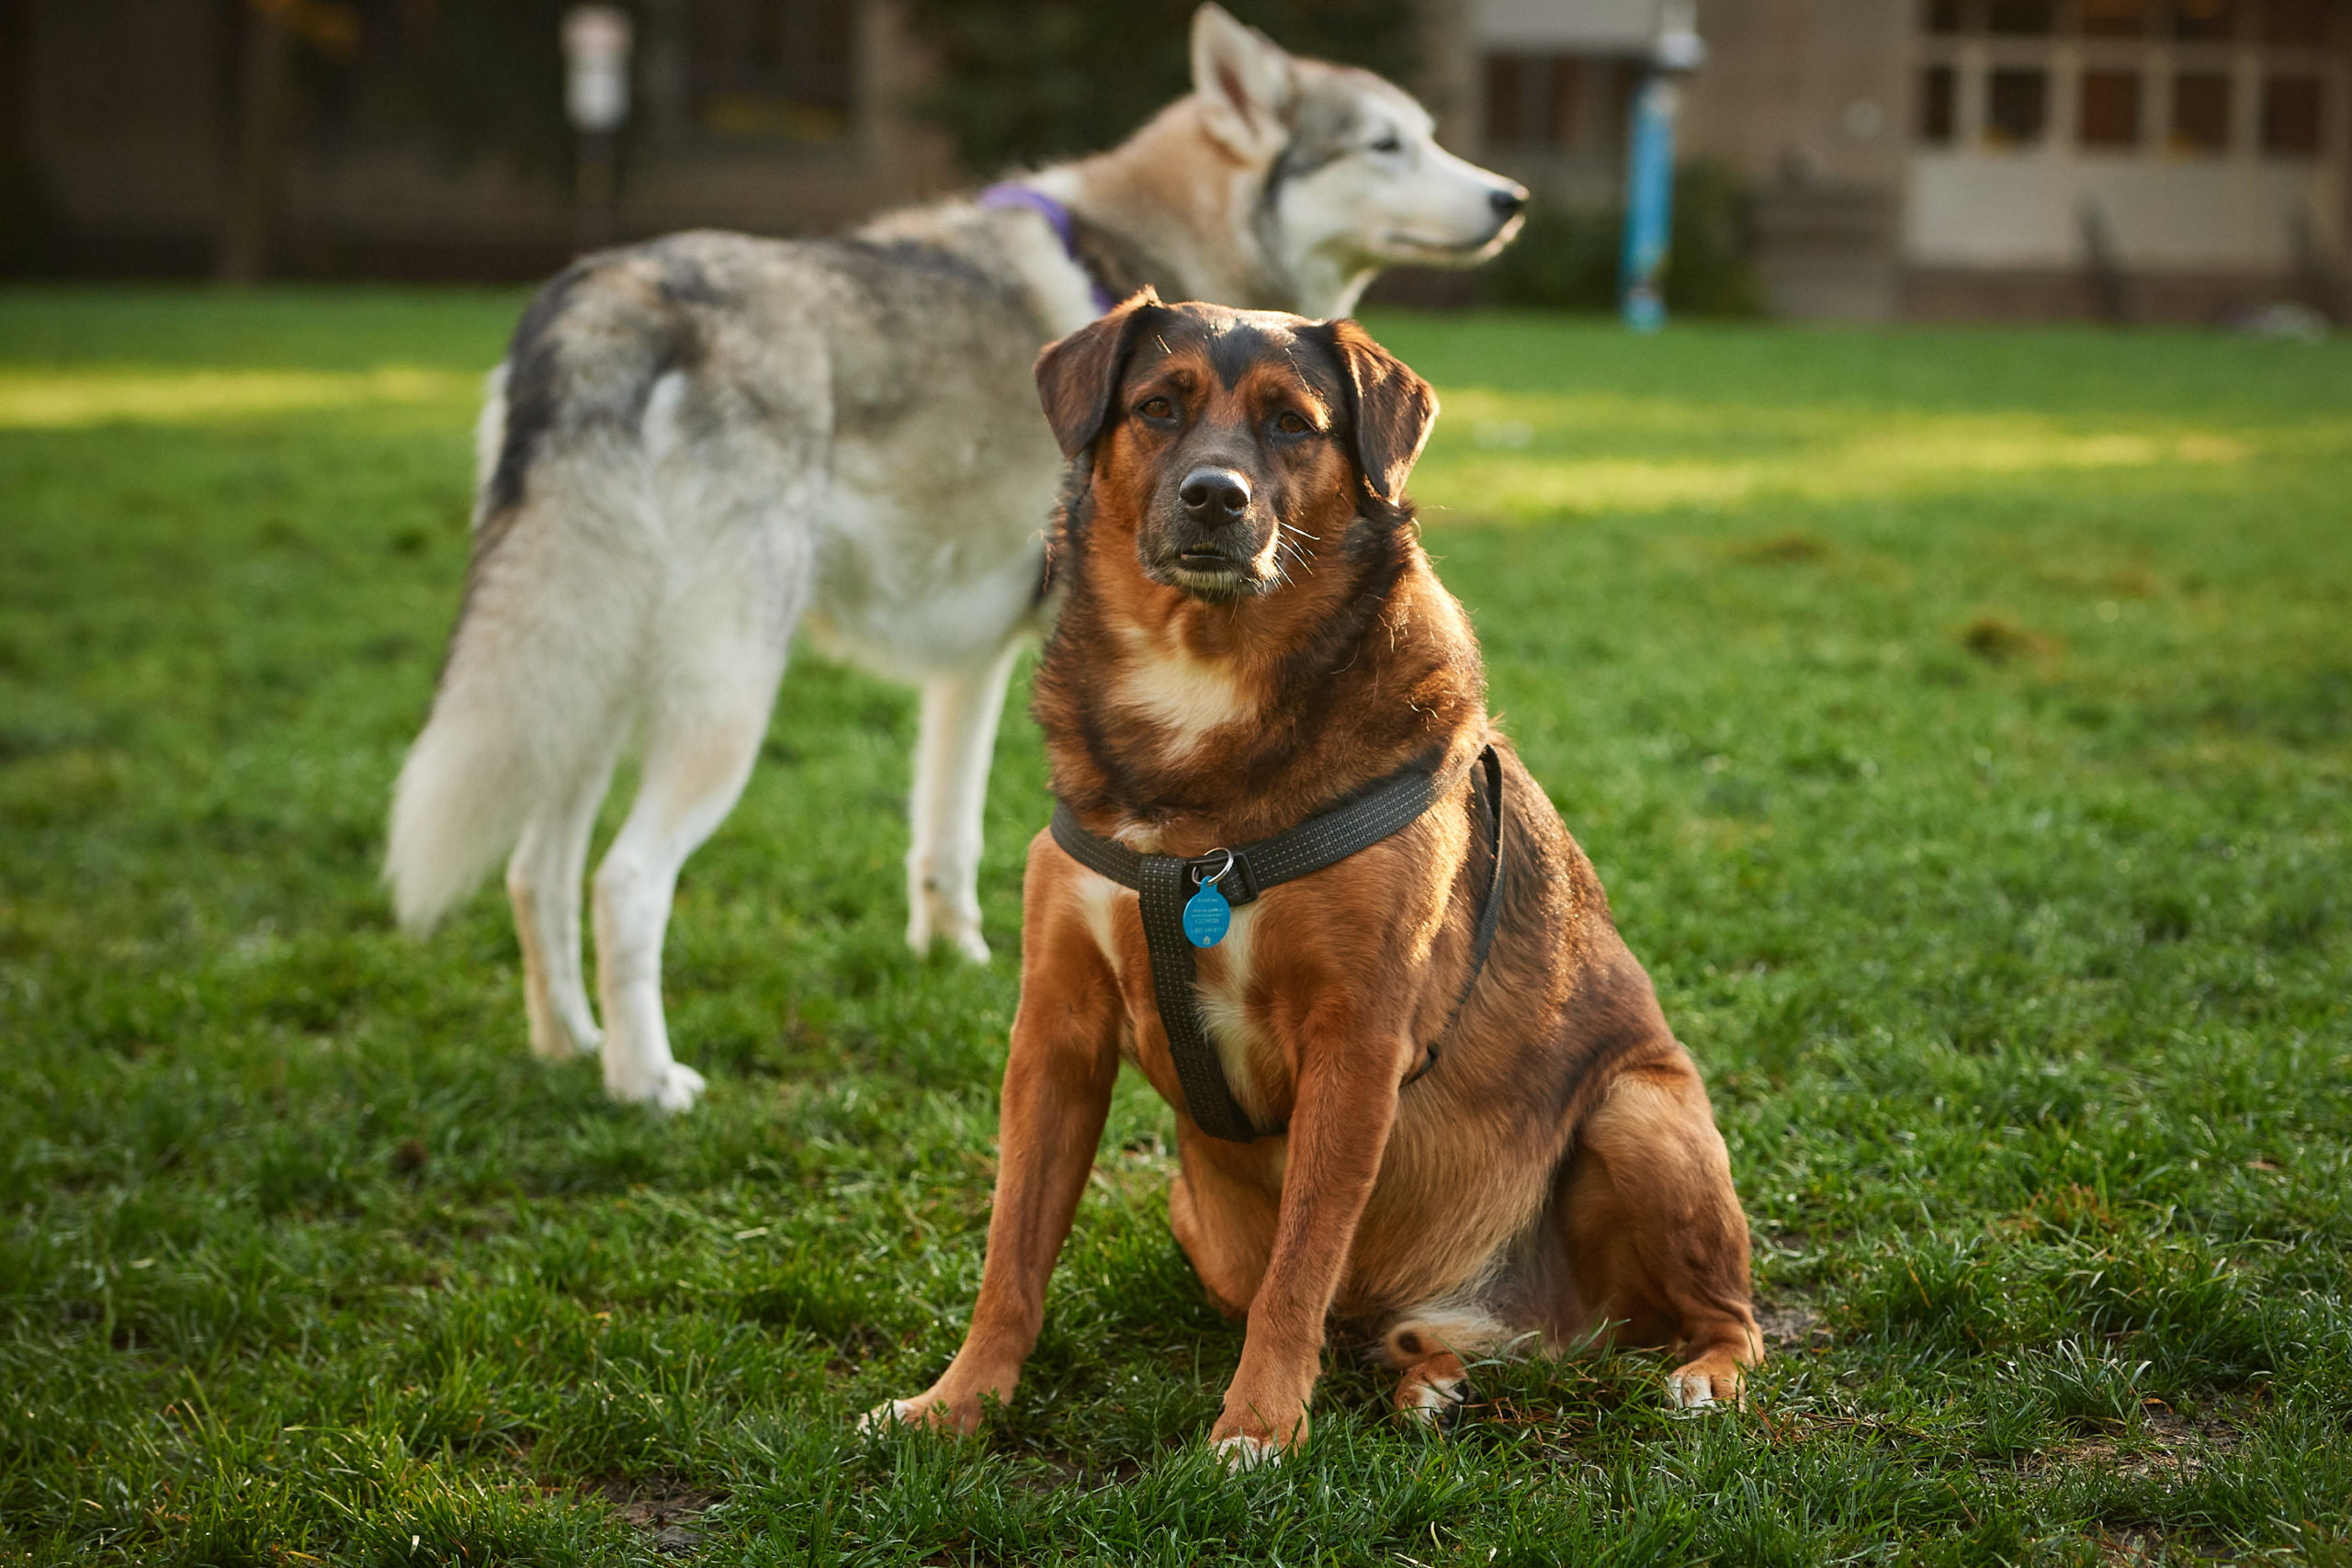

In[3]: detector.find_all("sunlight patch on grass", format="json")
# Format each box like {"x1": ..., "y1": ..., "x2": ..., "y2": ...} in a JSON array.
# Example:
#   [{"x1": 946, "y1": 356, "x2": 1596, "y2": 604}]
[
  {"x1": 0, "y1": 364, "x2": 481, "y2": 428},
  {"x1": 1420, "y1": 388, "x2": 2275, "y2": 518}
]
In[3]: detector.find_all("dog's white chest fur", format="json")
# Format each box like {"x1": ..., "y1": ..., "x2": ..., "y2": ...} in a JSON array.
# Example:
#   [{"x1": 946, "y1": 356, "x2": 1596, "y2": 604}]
[{"x1": 1115, "y1": 628, "x2": 1255, "y2": 757}]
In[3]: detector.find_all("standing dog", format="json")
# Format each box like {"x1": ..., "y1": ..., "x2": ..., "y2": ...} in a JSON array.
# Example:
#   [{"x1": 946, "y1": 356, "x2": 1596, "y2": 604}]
[
  {"x1": 868, "y1": 298, "x2": 1761, "y2": 1463},
  {"x1": 384, "y1": 6, "x2": 1525, "y2": 1111}
]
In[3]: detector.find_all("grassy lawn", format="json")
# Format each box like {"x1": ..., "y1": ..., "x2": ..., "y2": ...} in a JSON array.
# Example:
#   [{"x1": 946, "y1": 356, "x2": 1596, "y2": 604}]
[{"x1": 3, "y1": 287, "x2": 2348, "y2": 1566}]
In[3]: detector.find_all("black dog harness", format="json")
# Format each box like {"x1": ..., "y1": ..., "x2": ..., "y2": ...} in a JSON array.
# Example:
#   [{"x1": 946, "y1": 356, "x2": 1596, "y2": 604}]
[{"x1": 1049, "y1": 748, "x2": 1507, "y2": 1143}]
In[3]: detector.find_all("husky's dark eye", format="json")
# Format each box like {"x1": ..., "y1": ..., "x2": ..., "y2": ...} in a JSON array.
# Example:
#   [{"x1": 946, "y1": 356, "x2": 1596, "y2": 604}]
[
  {"x1": 1272, "y1": 411, "x2": 1312, "y2": 435},
  {"x1": 1369, "y1": 132, "x2": 1404, "y2": 153},
  {"x1": 1137, "y1": 396, "x2": 1175, "y2": 421}
]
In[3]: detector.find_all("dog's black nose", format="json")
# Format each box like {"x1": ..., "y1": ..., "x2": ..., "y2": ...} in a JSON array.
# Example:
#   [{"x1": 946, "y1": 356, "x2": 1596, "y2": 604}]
[
  {"x1": 1180, "y1": 468, "x2": 1252, "y2": 524},
  {"x1": 1490, "y1": 186, "x2": 1528, "y2": 220}
]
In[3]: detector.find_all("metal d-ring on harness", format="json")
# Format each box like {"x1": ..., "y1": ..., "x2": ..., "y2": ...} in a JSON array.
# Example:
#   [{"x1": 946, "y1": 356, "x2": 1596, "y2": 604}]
[{"x1": 1048, "y1": 747, "x2": 1507, "y2": 1144}]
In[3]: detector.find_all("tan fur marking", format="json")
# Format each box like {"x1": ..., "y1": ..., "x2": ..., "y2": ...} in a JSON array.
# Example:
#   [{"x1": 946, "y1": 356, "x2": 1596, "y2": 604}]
[{"x1": 1193, "y1": 899, "x2": 1262, "y2": 1107}]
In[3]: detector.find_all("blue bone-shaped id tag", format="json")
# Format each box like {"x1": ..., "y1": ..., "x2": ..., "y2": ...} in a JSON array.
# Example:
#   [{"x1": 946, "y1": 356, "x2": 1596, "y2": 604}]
[{"x1": 1182, "y1": 852, "x2": 1234, "y2": 947}]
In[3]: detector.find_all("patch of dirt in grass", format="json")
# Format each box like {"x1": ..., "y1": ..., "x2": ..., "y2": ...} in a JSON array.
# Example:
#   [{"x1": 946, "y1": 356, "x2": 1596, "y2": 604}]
[
  {"x1": 597, "y1": 1481, "x2": 717, "y2": 1560},
  {"x1": 1754, "y1": 1298, "x2": 1831, "y2": 1351},
  {"x1": 2095, "y1": 1527, "x2": 2169, "y2": 1564},
  {"x1": 1961, "y1": 613, "x2": 2062, "y2": 664},
  {"x1": 2050, "y1": 1403, "x2": 2247, "y2": 1481},
  {"x1": 1726, "y1": 530, "x2": 1831, "y2": 565}
]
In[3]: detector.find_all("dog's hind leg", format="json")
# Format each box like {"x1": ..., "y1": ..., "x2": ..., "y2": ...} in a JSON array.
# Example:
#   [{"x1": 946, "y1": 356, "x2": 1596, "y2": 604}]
[
  {"x1": 592, "y1": 537, "x2": 804, "y2": 1112},
  {"x1": 1549, "y1": 1048, "x2": 1763, "y2": 1408},
  {"x1": 905, "y1": 639, "x2": 1022, "y2": 964},
  {"x1": 505, "y1": 741, "x2": 620, "y2": 1061}
]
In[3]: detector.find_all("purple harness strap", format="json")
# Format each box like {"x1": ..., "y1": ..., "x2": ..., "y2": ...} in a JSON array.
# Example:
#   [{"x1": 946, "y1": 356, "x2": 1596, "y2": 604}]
[{"x1": 978, "y1": 182, "x2": 1121, "y2": 317}]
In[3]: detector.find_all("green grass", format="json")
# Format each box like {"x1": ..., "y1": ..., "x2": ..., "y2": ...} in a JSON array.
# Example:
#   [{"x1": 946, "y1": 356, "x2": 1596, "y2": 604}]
[{"x1": 4, "y1": 286, "x2": 2349, "y2": 1566}]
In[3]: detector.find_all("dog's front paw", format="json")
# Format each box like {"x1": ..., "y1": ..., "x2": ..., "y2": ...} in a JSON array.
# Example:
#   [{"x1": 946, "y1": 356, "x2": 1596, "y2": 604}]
[
  {"x1": 1208, "y1": 1398, "x2": 1305, "y2": 1469},
  {"x1": 1665, "y1": 1357, "x2": 1744, "y2": 1410},
  {"x1": 606, "y1": 1060, "x2": 707, "y2": 1114},
  {"x1": 859, "y1": 1390, "x2": 981, "y2": 1438},
  {"x1": 1211, "y1": 1432, "x2": 1282, "y2": 1472}
]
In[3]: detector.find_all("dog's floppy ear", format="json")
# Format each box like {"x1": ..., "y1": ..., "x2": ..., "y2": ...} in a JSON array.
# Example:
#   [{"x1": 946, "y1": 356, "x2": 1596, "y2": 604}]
[
  {"x1": 1191, "y1": 4, "x2": 1296, "y2": 163},
  {"x1": 1034, "y1": 288, "x2": 1161, "y2": 460},
  {"x1": 1329, "y1": 318, "x2": 1438, "y2": 507}
]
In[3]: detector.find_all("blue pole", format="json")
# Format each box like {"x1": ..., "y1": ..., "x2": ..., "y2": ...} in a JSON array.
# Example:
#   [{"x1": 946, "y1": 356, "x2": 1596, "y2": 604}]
[{"x1": 1620, "y1": 74, "x2": 1680, "y2": 333}]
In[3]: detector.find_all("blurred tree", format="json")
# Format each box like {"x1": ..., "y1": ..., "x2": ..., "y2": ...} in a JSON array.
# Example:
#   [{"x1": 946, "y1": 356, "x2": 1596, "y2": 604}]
[
  {"x1": 220, "y1": 0, "x2": 361, "y2": 284},
  {"x1": 899, "y1": 0, "x2": 1421, "y2": 175}
]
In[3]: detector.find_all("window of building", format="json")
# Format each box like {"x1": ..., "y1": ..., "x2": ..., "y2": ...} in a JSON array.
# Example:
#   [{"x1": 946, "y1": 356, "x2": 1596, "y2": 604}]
[
  {"x1": 692, "y1": 0, "x2": 855, "y2": 141},
  {"x1": 1484, "y1": 53, "x2": 1640, "y2": 154},
  {"x1": 2261, "y1": 0, "x2": 2330, "y2": 45},
  {"x1": 2170, "y1": 71, "x2": 2233, "y2": 148},
  {"x1": 2170, "y1": 0, "x2": 2239, "y2": 40},
  {"x1": 2080, "y1": 70, "x2": 2143, "y2": 145},
  {"x1": 1928, "y1": 0, "x2": 1968, "y2": 35},
  {"x1": 2081, "y1": 0, "x2": 2150, "y2": 36},
  {"x1": 1988, "y1": 0, "x2": 2054, "y2": 34},
  {"x1": 2262, "y1": 73, "x2": 2324, "y2": 152},
  {"x1": 1546, "y1": 57, "x2": 1585, "y2": 146},
  {"x1": 1919, "y1": 64, "x2": 1959, "y2": 143},
  {"x1": 1485, "y1": 54, "x2": 1523, "y2": 145},
  {"x1": 1986, "y1": 68, "x2": 2050, "y2": 146}
]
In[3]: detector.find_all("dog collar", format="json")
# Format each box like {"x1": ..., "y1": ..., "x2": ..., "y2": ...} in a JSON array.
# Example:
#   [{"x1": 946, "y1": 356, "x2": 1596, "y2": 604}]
[
  {"x1": 1049, "y1": 746, "x2": 1506, "y2": 1143},
  {"x1": 978, "y1": 182, "x2": 1123, "y2": 317}
]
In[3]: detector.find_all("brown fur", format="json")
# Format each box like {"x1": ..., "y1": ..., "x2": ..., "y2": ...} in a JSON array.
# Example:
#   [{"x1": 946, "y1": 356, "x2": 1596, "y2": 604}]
[{"x1": 873, "y1": 299, "x2": 1761, "y2": 1458}]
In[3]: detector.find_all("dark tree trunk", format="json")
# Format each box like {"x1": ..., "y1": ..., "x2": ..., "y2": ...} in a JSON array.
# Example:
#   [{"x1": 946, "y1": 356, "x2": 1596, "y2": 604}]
[{"x1": 218, "y1": 4, "x2": 294, "y2": 285}]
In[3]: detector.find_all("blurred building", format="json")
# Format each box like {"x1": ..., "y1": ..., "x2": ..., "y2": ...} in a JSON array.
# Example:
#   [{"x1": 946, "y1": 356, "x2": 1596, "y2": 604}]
[
  {"x1": 0, "y1": 0, "x2": 958, "y2": 281},
  {"x1": 1469, "y1": 0, "x2": 2351, "y2": 319},
  {"x1": 3, "y1": 0, "x2": 2346, "y2": 320}
]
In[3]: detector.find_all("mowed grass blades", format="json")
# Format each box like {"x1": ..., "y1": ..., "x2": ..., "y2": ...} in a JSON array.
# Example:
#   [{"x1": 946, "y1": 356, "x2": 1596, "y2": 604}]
[{"x1": 3, "y1": 288, "x2": 2347, "y2": 1565}]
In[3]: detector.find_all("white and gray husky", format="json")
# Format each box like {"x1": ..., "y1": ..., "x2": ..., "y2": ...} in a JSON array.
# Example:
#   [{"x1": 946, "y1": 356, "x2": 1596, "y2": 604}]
[{"x1": 386, "y1": 5, "x2": 1524, "y2": 1110}]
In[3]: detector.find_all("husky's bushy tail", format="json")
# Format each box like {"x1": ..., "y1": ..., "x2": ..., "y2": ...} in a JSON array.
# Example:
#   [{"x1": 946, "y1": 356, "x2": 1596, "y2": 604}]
[{"x1": 385, "y1": 359, "x2": 635, "y2": 932}]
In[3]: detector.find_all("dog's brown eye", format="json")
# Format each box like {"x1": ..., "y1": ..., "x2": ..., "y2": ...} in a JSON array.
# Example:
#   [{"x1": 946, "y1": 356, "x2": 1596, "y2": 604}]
[
  {"x1": 1273, "y1": 411, "x2": 1311, "y2": 435},
  {"x1": 1138, "y1": 397, "x2": 1174, "y2": 420}
]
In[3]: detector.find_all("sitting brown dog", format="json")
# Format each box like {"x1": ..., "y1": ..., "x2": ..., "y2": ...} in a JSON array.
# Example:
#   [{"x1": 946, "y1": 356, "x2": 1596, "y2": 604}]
[{"x1": 869, "y1": 293, "x2": 1761, "y2": 1465}]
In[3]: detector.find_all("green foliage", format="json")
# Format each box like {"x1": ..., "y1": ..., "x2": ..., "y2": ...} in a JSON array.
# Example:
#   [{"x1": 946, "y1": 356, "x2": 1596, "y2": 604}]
[
  {"x1": 1481, "y1": 161, "x2": 1763, "y2": 317},
  {"x1": 898, "y1": 0, "x2": 1422, "y2": 175},
  {"x1": 4, "y1": 290, "x2": 2351, "y2": 1562}
]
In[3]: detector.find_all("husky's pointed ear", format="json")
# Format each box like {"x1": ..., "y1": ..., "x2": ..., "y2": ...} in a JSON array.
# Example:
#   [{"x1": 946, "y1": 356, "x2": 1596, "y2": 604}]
[
  {"x1": 1191, "y1": 4, "x2": 1296, "y2": 163},
  {"x1": 1329, "y1": 319, "x2": 1437, "y2": 508},
  {"x1": 1034, "y1": 289, "x2": 1162, "y2": 460}
]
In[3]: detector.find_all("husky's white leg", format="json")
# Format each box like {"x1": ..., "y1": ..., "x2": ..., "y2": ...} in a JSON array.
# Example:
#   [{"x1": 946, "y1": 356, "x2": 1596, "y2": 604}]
[
  {"x1": 592, "y1": 660, "x2": 783, "y2": 1111},
  {"x1": 592, "y1": 519, "x2": 804, "y2": 1112},
  {"x1": 905, "y1": 639, "x2": 1021, "y2": 964},
  {"x1": 505, "y1": 744, "x2": 619, "y2": 1062}
]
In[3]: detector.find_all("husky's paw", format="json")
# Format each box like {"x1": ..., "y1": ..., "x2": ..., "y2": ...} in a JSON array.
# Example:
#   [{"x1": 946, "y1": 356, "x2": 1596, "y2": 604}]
[
  {"x1": 1212, "y1": 1433, "x2": 1282, "y2": 1472},
  {"x1": 908, "y1": 900, "x2": 991, "y2": 965},
  {"x1": 606, "y1": 1061, "x2": 706, "y2": 1114},
  {"x1": 1665, "y1": 1359, "x2": 1742, "y2": 1411},
  {"x1": 529, "y1": 1017, "x2": 602, "y2": 1064}
]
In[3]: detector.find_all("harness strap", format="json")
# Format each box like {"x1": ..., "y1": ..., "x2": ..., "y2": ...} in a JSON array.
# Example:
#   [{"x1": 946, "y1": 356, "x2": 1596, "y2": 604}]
[
  {"x1": 976, "y1": 183, "x2": 1121, "y2": 316},
  {"x1": 1049, "y1": 746, "x2": 1508, "y2": 1143}
]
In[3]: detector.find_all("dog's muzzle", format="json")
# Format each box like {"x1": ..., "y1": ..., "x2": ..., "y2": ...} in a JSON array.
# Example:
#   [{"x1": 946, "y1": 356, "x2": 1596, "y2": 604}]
[{"x1": 1162, "y1": 466, "x2": 1264, "y2": 595}]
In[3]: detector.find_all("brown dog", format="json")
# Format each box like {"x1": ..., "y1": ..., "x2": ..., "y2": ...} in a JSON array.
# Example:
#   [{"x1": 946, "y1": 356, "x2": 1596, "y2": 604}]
[{"x1": 868, "y1": 294, "x2": 1761, "y2": 1464}]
